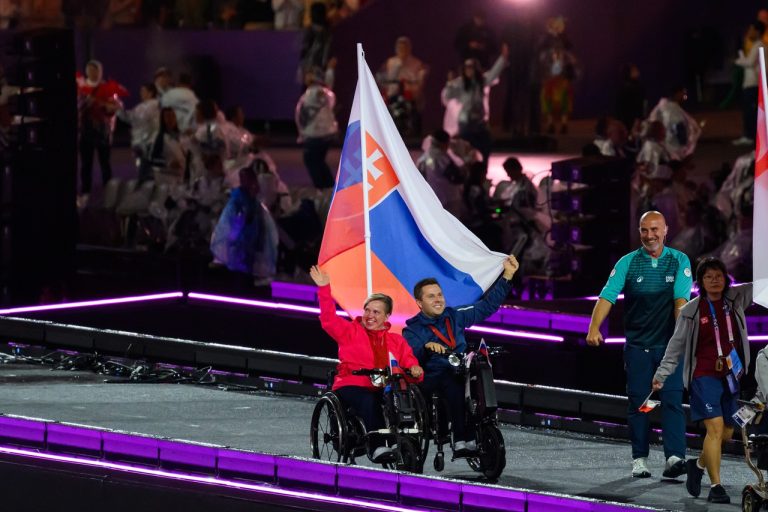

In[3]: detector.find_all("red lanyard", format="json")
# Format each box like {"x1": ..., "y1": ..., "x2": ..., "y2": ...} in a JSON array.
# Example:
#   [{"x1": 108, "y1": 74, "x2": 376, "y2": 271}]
[{"x1": 428, "y1": 319, "x2": 456, "y2": 349}]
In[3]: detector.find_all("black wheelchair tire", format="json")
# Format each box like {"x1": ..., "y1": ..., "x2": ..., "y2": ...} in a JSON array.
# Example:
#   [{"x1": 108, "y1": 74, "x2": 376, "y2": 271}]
[
  {"x1": 433, "y1": 451, "x2": 445, "y2": 472},
  {"x1": 310, "y1": 393, "x2": 347, "y2": 463},
  {"x1": 395, "y1": 436, "x2": 421, "y2": 473},
  {"x1": 467, "y1": 424, "x2": 506, "y2": 480},
  {"x1": 742, "y1": 485, "x2": 764, "y2": 512}
]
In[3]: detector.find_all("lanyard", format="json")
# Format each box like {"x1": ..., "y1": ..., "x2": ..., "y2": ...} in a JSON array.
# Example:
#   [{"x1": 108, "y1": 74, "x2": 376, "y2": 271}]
[
  {"x1": 428, "y1": 318, "x2": 456, "y2": 349},
  {"x1": 706, "y1": 299, "x2": 734, "y2": 357}
]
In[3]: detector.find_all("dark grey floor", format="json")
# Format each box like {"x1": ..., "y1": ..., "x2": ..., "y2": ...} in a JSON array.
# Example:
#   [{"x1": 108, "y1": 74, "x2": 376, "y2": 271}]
[{"x1": 0, "y1": 364, "x2": 751, "y2": 511}]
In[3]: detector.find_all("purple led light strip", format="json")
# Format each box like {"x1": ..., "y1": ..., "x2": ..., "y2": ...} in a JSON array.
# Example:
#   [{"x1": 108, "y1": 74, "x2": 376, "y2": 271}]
[
  {"x1": 0, "y1": 291, "x2": 566, "y2": 343},
  {"x1": 467, "y1": 325, "x2": 564, "y2": 342},
  {"x1": 187, "y1": 292, "x2": 349, "y2": 317},
  {"x1": 605, "y1": 335, "x2": 768, "y2": 344},
  {"x1": 190, "y1": 292, "x2": 564, "y2": 342},
  {"x1": 0, "y1": 292, "x2": 184, "y2": 315},
  {"x1": 0, "y1": 445, "x2": 429, "y2": 512}
]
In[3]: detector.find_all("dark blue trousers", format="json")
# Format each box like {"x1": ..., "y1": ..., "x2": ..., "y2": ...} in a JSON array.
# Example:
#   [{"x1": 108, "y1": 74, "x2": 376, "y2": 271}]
[
  {"x1": 624, "y1": 345, "x2": 686, "y2": 460},
  {"x1": 335, "y1": 386, "x2": 385, "y2": 450},
  {"x1": 421, "y1": 371, "x2": 473, "y2": 442}
]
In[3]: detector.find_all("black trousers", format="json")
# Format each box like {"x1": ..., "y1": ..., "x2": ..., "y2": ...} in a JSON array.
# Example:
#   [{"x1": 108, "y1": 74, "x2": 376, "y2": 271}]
[
  {"x1": 303, "y1": 136, "x2": 335, "y2": 189},
  {"x1": 79, "y1": 130, "x2": 112, "y2": 194},
  {"x1": 743, "y1": 86, "x2": 758, "y2": 140}
]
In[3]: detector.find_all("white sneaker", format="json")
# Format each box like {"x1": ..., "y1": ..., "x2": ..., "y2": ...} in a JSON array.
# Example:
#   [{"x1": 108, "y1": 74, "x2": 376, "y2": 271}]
[
  {"x1": 732, "y1": 136, "x2": 754, "y2": 146},
  {"x1": 454, "y1": 440, "x2": 467, "y2": 452},
  {"x1": 632, "y1": 457, "x2": 651, "y2": 478},
  {"x1": 464, "y1": 440, "x2": 478, "y2": 452}
]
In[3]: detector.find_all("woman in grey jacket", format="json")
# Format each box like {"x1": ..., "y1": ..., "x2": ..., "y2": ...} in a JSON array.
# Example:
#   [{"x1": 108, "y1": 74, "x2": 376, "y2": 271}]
[{"x1": 653, "y1": 257, "x2": 753, "y2": 504}]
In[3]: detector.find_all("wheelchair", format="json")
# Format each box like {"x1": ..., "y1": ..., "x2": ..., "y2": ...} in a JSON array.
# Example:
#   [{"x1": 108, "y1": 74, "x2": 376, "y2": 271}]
[
  {"x1": 416, "y1": 344, "x2": 507, "y2": 480},
  {"x1": 309, "y1": 367, "x2": 428, "y2": 473}
]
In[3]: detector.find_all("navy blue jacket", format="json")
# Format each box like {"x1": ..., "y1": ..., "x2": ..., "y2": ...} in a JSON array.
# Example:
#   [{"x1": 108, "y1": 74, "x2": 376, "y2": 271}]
[{"x1": 403, "y1": 277, "x2": 511, "y2": 378}]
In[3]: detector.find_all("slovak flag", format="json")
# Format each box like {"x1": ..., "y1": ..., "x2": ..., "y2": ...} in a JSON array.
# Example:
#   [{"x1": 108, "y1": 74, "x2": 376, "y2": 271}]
[
  {"x1": 388, "y1": 351, "x2": 399, "y2": 372},
  {"x1": 478, "y1": 338, "x2": 490, "y2": 364},
  {"x1": 755, "y1": 48, "x2": 768, "y2": 308},
  {"x1": 318, "y1": 44, "x2": 507, "y2": 331}
]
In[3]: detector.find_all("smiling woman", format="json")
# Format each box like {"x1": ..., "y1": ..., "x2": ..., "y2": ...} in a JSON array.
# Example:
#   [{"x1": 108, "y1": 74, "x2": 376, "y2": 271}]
[
  {"x1": 653, "y1": 257, "x2": 754, "y2": 504},
  {"x1": 308, "y1": 264, "x2": 424, "y2": 463}
]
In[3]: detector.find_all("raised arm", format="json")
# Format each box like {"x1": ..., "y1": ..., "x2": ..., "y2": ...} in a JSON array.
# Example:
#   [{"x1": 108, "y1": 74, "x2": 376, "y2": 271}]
[
  {"x1": 482, "y1": 44, "x2": 509, "y2": 87},
  {"x1": 310, "y1": 265, "x2": 354, "y2": 341},
  {"x1": 454, "y1": 254, "x2": 518, "y2": 327}
]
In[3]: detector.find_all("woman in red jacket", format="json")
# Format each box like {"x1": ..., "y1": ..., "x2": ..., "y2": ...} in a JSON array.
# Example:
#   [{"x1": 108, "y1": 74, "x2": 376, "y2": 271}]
[{"x1": 310, "y1": 265, "x2": 423, "y2": 462}]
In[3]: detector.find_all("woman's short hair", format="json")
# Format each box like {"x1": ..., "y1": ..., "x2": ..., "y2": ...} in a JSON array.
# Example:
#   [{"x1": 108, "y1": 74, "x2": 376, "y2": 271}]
[
  {"x1": 364, "y1": 293, "x2": 393, "y2": 315},
  {"x1": 695, "y1": 257, "x2": 730, "y2": 298}
]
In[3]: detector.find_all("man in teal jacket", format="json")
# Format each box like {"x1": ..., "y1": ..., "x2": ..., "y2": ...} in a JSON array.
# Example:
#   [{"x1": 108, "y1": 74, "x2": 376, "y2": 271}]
[{"x1": 586, "y1": 211, "x2": 692, "y2": 479}]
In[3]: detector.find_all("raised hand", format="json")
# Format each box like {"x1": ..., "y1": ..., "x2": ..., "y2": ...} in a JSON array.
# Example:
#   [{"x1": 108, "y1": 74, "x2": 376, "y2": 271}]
[
  {"x1": 502, "y1": 254, "x2": 519, "y2": 280},
  {"x1": 309, "y1": 265, "x2": 330, "y2": 286}
]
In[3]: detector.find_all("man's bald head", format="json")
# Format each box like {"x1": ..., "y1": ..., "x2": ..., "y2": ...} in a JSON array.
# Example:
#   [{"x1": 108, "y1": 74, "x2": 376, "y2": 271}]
[
  {"x1": 639, "y1": 210, "x2": 666, "y2": 227},
  {"x1": 639, "y1": 210, "x2": 667, "y2": 256}
]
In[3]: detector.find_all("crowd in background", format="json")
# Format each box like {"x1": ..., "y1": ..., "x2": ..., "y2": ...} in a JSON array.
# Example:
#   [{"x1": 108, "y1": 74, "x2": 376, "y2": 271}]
[
  {"x1": 0, "y1": 0, "x2": 365, "y2": 30},
  {"x1": 64, "y1": 3, "x2": 764, "y2": 292}
]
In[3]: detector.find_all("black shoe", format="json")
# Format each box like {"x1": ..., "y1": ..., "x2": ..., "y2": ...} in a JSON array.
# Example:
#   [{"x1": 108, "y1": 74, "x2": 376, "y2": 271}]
[
  {"x1": 662, "y1": 457, "x2": 687, "y2": 479},
  {"x1": 707, "y1": 484, "x2": 730, "y2": 504},
  {"x1": 685, "y1": 459, "x2": 704, "y2": 497}
]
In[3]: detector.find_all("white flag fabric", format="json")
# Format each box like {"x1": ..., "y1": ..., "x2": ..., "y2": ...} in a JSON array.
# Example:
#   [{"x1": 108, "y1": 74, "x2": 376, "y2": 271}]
[{"x1": 318, "y1": 44, "x2": 506, "y2": 329}]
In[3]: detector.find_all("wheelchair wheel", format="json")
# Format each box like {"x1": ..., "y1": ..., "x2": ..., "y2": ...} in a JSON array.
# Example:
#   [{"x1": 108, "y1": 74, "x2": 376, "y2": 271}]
[
  {"x1": 310, "y1": 393, "x2": 347, "y2": 463},
  {"x1": 395, "y1": 436, "x2": 421, "y2": 473},
  {"x1": 742, "y1": 485, "x2": 764, "y2": 512},
  {"x1": 409, "y1": 385, "x2": 430, "y2": 471},
  {"x1": 467, "y1": 424, "x2": 506, "y2": 480},
  {"x1": 433, "y1": 451, "x2": 445, "y2": 472}
]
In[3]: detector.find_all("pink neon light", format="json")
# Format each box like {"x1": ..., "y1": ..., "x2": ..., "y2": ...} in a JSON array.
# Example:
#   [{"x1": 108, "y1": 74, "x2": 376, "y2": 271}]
[
  {"x1": 0, "y1": 292, "x2": 184, "y2": 316},
  {"x1": 188, "y1": 292, "x2": 350, "y2": 317},
  {"x1": 603, "y1": 335, "x2": 768, "y2": 344},
  {"x1": 0, "y1": 445, "x2": 428, "y2": 512},
  {"x1": 584, "y1": 294, "x2": 624, "y2": 301},
  {"x1": 467, "y1": 325, "x2": 564, "y2": 342},
  {"x1": 192, "y1": 292, "x2": 563, "y2": 342}
]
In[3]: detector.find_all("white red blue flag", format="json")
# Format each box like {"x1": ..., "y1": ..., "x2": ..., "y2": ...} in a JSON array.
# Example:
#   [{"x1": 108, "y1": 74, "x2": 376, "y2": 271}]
[
  {"x1": 388, "y1": 351, "x2": 399, "y2": 372},
  {"x1": 756, "y1": 48, "x2": 768, "y2": 308},
  {"x1": 318, "y1": 44, "x2": 506, "y2": 331},
  {"x1": 478, "y1": 338, "x2": 490, "y2": 359}
]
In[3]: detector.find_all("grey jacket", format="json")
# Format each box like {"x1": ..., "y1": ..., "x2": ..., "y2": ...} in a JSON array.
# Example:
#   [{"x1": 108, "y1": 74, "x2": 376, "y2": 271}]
[{"x1": 654, "y1": 283, "x2": 753, "y2": 389}]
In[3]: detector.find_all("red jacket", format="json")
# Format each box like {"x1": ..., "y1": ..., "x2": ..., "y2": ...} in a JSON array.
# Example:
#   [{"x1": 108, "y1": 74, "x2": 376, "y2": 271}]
[{"x1": 318, "y1": 285, "x2": 422, "y2": 390}]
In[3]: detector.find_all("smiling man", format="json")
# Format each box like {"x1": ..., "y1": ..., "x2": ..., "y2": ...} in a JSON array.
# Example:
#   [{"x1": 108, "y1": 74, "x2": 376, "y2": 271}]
[
  {"x1": 586, "y1": 210, "x2": 692, "y2": 479},
  {"x1": 403, "y1": 254, "x2": 518, "y2": 456}
]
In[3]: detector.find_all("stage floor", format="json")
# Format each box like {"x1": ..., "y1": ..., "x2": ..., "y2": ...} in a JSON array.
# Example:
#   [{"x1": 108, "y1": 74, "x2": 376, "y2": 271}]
[{"x1": 0, "y1": 363, "x2": 750, "y2": 511}]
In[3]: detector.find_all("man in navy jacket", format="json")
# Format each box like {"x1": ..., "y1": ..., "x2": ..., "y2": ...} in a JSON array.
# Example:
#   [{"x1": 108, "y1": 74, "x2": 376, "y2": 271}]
[{"x1": 404, "y1": 254, "x2": 518, "y2": 454}]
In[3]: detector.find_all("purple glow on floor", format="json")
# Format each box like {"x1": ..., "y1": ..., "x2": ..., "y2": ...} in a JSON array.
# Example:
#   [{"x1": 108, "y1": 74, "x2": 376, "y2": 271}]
[
  {"x1": 0, "y1": 445, "x2": 430, "y2": 512},
  {"x1": 0, "y1": 292, "x2": 184, "y2": 315}
]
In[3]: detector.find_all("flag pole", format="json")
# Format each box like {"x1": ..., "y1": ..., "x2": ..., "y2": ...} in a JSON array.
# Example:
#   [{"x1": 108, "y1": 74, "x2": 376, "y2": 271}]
[{"x1": 357, "y1": 43, "x2": 373, "y2": 297}]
